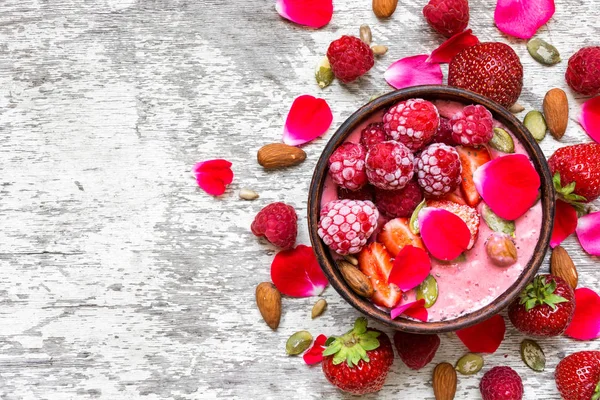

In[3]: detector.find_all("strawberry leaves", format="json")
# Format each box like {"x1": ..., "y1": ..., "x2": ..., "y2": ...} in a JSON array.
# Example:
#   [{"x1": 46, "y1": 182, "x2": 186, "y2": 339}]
[
  {"x1": 519, "y1": 275, "x2": 568, "y2": 311},
  {"x1": 553, "y1": 172, "x2": 587, "y2": 213},
  {"x1": 322, "y1": 318, "x2": 381, "y2": 367}
]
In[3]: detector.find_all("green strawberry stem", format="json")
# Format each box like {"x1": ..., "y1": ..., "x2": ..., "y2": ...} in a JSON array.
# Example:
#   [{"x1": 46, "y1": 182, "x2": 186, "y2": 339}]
[
  {"x1": 553, "y1": 172, "x2": 587, "y2": 214},
  {"x1": 322, "y1": 317, "x2": 380, "y2": 368},
  {"x1": 593, "y1": 380, "x2": 600, "y2": 400},
  {"x1": 519, "y1": 275, "x2": 568, "y2": 311}
]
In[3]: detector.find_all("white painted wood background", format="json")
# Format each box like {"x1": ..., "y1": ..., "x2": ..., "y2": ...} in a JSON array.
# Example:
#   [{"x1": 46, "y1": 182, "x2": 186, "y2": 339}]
[{"x1": 0, "y1": 0, "x2": 598, "y2": 398}]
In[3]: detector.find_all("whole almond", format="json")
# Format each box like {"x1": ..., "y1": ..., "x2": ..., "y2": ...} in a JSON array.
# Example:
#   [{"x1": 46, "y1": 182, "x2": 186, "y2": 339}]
[
  {"x1": 257, "y1": 143, "x2": 306, "y2": 169},
  {"x1": 372, "y1": 0, "x2": 398, "y2": 18},
  {"x1": 551, "y1": 246, "x2": 578, "y2": 289},
  {"x1": 543, "y1": 88, "x2": 568, "y2": 140},
  {"x1": 255, "y1": 282, "x2": 282, "y2": 330},
  {"x1": 433, "y1": 362, "x2": 457, "y2": 400},
  {"x1": 337, "y1": 260, "x2": 374, "y2": 298}
]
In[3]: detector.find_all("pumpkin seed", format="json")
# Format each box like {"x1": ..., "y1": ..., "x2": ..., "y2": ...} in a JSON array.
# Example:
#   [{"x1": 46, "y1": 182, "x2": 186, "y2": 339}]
[
  {"x1": 311, "y1": 299, "x2": 327, "y2": 319},
  {"x1": 489, "y1": 128, "x2": 515, "y2": 153},
  {"x1": 521, "y1": 339, "x2": 546, "y2": 372},
  {"x1": 481, "y1": 203, "x2": 515, "y2": 236},
  {"x1": 416, "y1": 275, "x2": 438, "y2": 308},
  {"x1": 524, "y1": 111, "x2": 547, "y2": 142},
  {"x1": 527, "y1": 38, "x2": 561, "y2": 65},
  {"x1": 409, "y1": 199, "x2": 427, "y2": 235},
  {"x1": 315, "y1": 57, "x2": 334, "y2": 89},
  {"x1": 359, "y1": 24, "x2": 372, "y2": 45},
  {"x1": 455, "y1": 353, "x2": 484, "y2": 375},
  {"x1": 286, "y1": 331, "x2": 313, "y2": 355},
  {"x1": 371, "y1": 44, "x2": 388, "y2": 56}
]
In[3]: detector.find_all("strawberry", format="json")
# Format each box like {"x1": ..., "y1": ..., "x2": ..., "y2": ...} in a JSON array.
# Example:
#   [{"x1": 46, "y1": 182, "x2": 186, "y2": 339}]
[
  {"x1": 358, "y1": 242, "x2": 402, "y2": 308},
  {"x1": 322, "y1": 318, "x2": 394, "y2": 395},
  {"x1": 508, "y1": 275, "x2": 576, "y2": 337},
  {"x1": 426, "y1": 200, "x2": 479, "y2": 249},
  {"x1": 555, "y1": 351, "x2": 600, "y2": 400},
  {"x1": 455, "y1": 145, "x2": 491, "y2": 207},
  {"x1": 548, "y1": 143, "x2": 600, "y2": 206},
  {"x1": 393, "y1": 331, "x2": 440, "y2": 370},
  {"x1": 439, "y1": 187, "x2": 467, "y2": 205},
  {"x1": 377, "y1": 217, "x2": 425, "y2": 257}
]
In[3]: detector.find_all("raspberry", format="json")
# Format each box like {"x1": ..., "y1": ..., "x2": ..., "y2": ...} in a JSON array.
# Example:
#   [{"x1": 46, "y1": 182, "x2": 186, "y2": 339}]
[
  {"x1": 479, "y1": 367, "x2": 524, "y2": 400},
  {"x1": 423, "y1": 0, "x2": 470, "y2": 38},
  {"x1": 327, "y1": 36, "x2": 375, "y2": 83},
  {"x1": 338, "y1": 185, "x2": 374, "y2": 202},
  {"x1": 431, "y1": 117, "x2": 456, "y2": 145},
  {"x1": 565, "y1": 46, "x2": 600, "y2": 96},
  {"x1": 450, "y1": 104, "x2": 493, "y2": 146},
  {"x1": 415, "y1": 143, "x2": 461, "y2": 197},
  {"x1": 360, "y1": 123, "x2": 388, "y2": 149},
  {"x1": 251, "y1": 202, "x2": 297, "y2": 249},
  {"x1": 365, "y1": 141, "x2": 415, "y2": 190},
  {"x1": 328, "y1": 143, "x2": 368, "y2": 191},
  {"x1": 393, "y1": 331, "x2": 440, "y2": 370},
  {"x1": 383, "y1": 99, "x2": 440, "y2": 151},
  {"x1": 317, "y1": 199, "x2": 379, "y2": 255},
  {"x1": 374, "y1": 181, "x2": 423, "y2": 218}
]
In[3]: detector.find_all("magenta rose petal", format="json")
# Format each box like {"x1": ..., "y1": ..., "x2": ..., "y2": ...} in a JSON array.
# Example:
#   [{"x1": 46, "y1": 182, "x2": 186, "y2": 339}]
[
  {"x1": 271, "y1": 245, "x2": 328, "y2": 297},
  {"x1": 303, "y1": 334, "x2": 328, "y2": 365},
  {"x1": 576, "y1": 211, "x2": 600, "y2": 256},
  {"x1": 384, "y1": 55, "x2": 443, "y2": 90},
  {"x1": 494, "y1": 0, "x2": 555, "y2": 39},
  {"x1": 565, "y1": 288, "x2": 600, "y2": 340},
  {"x1": 418, "y1": 207, "x2": 471, "y2": 261},
  {"x1": 282, "y1": 95, "x2": 333, "y2": 146},
  {"x1": 550, "y1": 200, "x2": 578, "y2": 248},
  {"x1": 427, "y1": 29, "x2": 480, "y2": 64},
  {"x1": 456, "y1": 315, "x2": 506, "y2": 353},
  {"x1": 473, "y1": 154, "x2": 540, "y2": 221},
  {"x1": 390, "y1": 299, "x2": 428, "y2": 322},
  {"x1": 193, "y1": 159, "x2": 234, "y2": 196},
  {"x1": 388, "y1": 245, "x2": 431, "y2": 291},
  {"x1": 275, "y1": 0, "x2": 333, "y2": 29},
  {"x1": 579, "y1": 96, "x2": 600, "y2": 143}
]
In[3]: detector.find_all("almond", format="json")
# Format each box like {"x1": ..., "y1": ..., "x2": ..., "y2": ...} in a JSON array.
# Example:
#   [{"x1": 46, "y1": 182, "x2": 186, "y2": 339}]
[
  {"x1": 372, "y1": 0, "x2": 398, "y2": 18},
  {"x1": 257, "y1": 143, "x2": 306, "y2": 169},
  {"x1": 255, "y1": 282, "x2": 282, "y2": 330},
  {"x1": 337, "y1": 260, "x2": 374, "y2": 298},
  {"x1": 551, "y1": 246, "x2": 578, "y2": 289},
  {"x1": 432, "y1": 362, "x2": 457, "y2": 400},
  {"x1": 543, "y1": 88, "x2": 569, "y2": 140}
]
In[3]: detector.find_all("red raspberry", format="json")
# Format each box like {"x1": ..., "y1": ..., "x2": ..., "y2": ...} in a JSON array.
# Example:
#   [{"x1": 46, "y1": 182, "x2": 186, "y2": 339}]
[
  {"x1": 338, "y1": 185, "x2": 374, "y2": 202},
  {"x1": 360, "y1": 123, "x2": 388, "y2": 149},
  {"x1": 423, "y1": 0, "x2": 469, "y2": 38},
  {"x1": 450, "y1": 104, "x2": 493, "y2": 146},
  {"x1": 415, "y1": 143, "x2": 461, "y2": 197},
  {"x1": 374, "y1": 181, "x2": 423, "y2": 218},
  {"x1": 393, "y1": 331, "x2": 440, "y2": 370},
  {"x1": 327, "y1": 36, "x2": 375, "y2": 83},
  {"x1": 431, "y1": 117, "x2": 456, "y2": 145},
  {"x1": 383, "y1": 99, "x2": 440, "y2": 151},
  {"x1": 251, "y1": 202, "x2": 297, "y2": 249},
  {"x1": 565, "y1": 46, "x2": 600, "y2": 96},
  {"x1": 480, "y1": 366, "x2": 524, "y2": 400},
  {"x1": 365, "y1": 141, "x2": 415, "y2": 190},
  {"x1": 328, "y1": 143, "x2": 368, "y2": 191},
  {"x1": 318, "y1": 199, "x2": 379, "y2": 255}
]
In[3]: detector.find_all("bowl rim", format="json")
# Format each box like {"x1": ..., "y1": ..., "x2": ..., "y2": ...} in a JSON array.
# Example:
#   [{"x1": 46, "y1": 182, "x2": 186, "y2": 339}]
[{"x1": 307, "y1": 85, "x2": 555, "y2": 334}]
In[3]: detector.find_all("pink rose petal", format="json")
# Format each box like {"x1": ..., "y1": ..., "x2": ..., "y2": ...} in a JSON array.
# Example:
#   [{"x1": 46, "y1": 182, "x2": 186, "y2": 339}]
[
  {"x1": 580, "y1": 96, "x2": 600, "y2": 143},
  {"x1": 389, "y1": 245, "x2": 431, "y2": 291},
  {"x1": 303, "y1": 334, "x2": 328, "y2": 365},
  {"x1": 271, "y1": 245, "x2": 328, "y2": 297},
  {"x1": 276, "y1": 0, "x2": 333, "y2": 29},
  {"x1": 565, "y1": 288, "x2": 600, "y2": 340},
  {"x1": 427, "y1": 30, "x2": 480, "y2": 64},
  {"x1": 456, "y1": 315, "x2": 506, "y2": 353},
  {"x1": 391, "y1": 299, "x2": 428, "y2": 322},
  {"x1": 193, "y1": 159, "x2": 234, "y2": 196},
  {"x1": 384, "y1": 55, "x2": 443, "y2": 90},
  {"x1": 576, "y1": 211, "x2": 600, "y2": 256},
  {"x1": 473, "y1": 154, "x2": 540, "y2": 221},
  {"x1": 550, "y1": 200, "x2": 578, "y2": 248},
  {"x1": 282, "y1": 95, "x2": 333, "y2": 146},
  {"x1": 494, "y1": 0, "x2": 555, "y2": 39},
  {"x1": 418, "y1": 207, "x2": 471, "y2": 261}
]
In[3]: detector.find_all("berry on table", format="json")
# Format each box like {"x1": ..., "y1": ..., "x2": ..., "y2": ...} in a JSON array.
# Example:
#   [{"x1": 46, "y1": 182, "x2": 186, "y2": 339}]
[
  {"x1": 251, "y1": 202, "x2": 298, "y2": 249},
  {"x1": 423, "y1": 0, "x2": 470, "y2": 38},
  {"x1": 555, "y1": 351, "x2": 600, "y2": 400},
  {"x1": 327, "y1": 35, "x2": 375, "y2": 83},
  {"x1": 565, "y1": 46, "x2": 600, "y2": 96},
  {"x1": 393, "y1": 331, "x2": 440, "y2": 370},
  {"x1": 480, "y1": 366, "x2": 524, "y2": 400},
  {"x1": 548, "y1": 142, "x2": 600, "y2": 203},
  {"x1": 365, "y1": 141, "x2": 415, "y2": 190},
  {"x1": 328, "y1": 142, "x2": 368, "y2": 191},
  {"x1": 415, "y1": 143, "x2": 462, "y2": 197},
  {"x1": 383, "y1": 99, "x2": 440, "y2": 151}
]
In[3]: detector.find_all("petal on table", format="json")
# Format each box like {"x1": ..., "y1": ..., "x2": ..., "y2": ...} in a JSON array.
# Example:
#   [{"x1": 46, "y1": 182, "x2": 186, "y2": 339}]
[
  {"x1": 282, "y1": 95, "x2": 333, "y2": 146},
  {"x1": 550, "y1": 200, "x2": 578, "y2": 248},
  {"x1": 275, "y1": 0, "x2": 333, "y2": 28},
  {"x1": 576, "y1": 211, "x2": 600, "y2": 256},
  {"x1": 456, "y1": 315, "x2": 506, "y2": 353},
  {"x1": 494, "y1": 0, "x2": 555, "y2": 39},
  {"x1": 384, "y1": 55, "x2": 443, "y2": 90},
  {"x1": 565, "y1": 288, "x2": 600, "y2": 340},
  {"x1": 303, "y1": 334, "x2": 328, "y2": 365},
  {"x1": 193, "y1": 159, "x2": 234, "y2": 196},
  {"x1": 579, "y1": 96, "x2": 600, "y2": 143}
]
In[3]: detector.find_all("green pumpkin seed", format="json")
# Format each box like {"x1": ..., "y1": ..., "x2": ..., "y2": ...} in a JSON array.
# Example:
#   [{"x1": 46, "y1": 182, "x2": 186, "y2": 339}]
[
  {"x1": 409, "y1": 199, "x2": 427, "y2": 235},
  {"x1": 455, "y1": 353, "x2": 484, "y2": 375},
  {"x1": 521, "y1": 339, "x2": 546, "y2": 372},
  {"x1": 482, "y1": 204, "x2": 515, "y2": 236},
  {"x1": 286, "y1": 331, "x2": 313, "y2": 355},
  {"x1": 315, "y1": 57, "x2": 334, "y2": 89},
  {"x1": 489, "y1": 128, "x2": 515, "y2": 153},
  {"x1": 524, "y1": 111, "x2": 547, "y2": 142},
  {"x1": 527, "y1": 38, "x2": 561, "y2": 65},
  {"x1": 416, "y1": 275, "x2": 438, "y2": 308}
]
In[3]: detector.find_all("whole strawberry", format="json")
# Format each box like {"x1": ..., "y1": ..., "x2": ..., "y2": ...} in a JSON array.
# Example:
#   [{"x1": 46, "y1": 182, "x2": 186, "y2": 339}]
[
  {"x1": 548, "y1": 143, "x2": 600, "y2": 204},
  {"x1": 423, "y1": 0, "x2": 469, "y2": 38},
  {"x1": 322, "y1": 318, "x2": 394, "y2": 395},
  {"x1": 393, "y1": 331, "x2": 440, "y2": 370},
  {"x1": 449, "y1": 42, "x2": 523, "y2": 108},
  {"x1": 508, "y1": 274, "x2": 575, "y2": 337},
  {"x1": 480, "y1": 366, "x2": 524, "y2": 400},
  {"x1": 555, "y1": 351, "x2": 600, "y2": 400},
  {"x1": 565, "y1": 46, "x2": 600, "y2": 96},
  {"x1": 251, "y1": 202, "x2": 297, "y2": 249},
  {"x1": 327, "y1": 36, "x2": 375, "y2": 83}
]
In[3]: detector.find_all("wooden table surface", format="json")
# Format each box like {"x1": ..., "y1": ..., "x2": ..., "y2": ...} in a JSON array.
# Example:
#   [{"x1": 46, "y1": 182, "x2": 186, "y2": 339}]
[{"x1": 0, "y1": 0, "x2": 598, "y2": 398}]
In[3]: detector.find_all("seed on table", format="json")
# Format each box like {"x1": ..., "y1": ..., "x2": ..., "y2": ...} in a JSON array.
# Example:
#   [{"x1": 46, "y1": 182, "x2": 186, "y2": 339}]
[
  {"x1": 509, "y1": 103, "x2": 525, "y2": 113},
  {"x1": 371, "y1": 44, "x2": 388, "y2": 56},
  {"x1": 315, "y1": 56, "x2": 334, "y2": 89},
  {"x1": 521, "y1": 339, "x2": 546, "y2": 372},
  {"x1": 455, "y1": 353, "x2": 484, "y2": 375},
  {"x1": 286, "y1": 331, "x2": 313, "y2": 355},
  {"x1": 359, "y1": 24, "x2": 372, "y2": 45},
  {"x1": 527, "y1": 38, "x2": 561, "y2": 65},
  {"x1": 239, "y1": 188, "x2": 259, "y2": 200},
  {"x1": 523, "y1": 110, "x2": 547, "y2": 142},
  {"x1": 311, "y1": 299, "x2": 327, "y2": 319}
]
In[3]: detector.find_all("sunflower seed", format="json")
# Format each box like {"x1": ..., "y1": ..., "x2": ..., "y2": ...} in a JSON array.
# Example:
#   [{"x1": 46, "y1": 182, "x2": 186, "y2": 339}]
[
  {"x1": 371, "y1": 44, "x2": 388, "y2": 56},
  {"x1": 311, "y1": 299, "x2": 327, "y2": 319},
  {"x1": 239, "y1": 188, "x2": 259, "y2": 200},
  {"x1": 359, "y1": 24, "x2": 372, "y2": 45}
]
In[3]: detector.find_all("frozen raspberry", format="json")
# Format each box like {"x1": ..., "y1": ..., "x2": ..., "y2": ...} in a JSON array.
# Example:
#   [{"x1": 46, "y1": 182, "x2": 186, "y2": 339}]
[
  {"x1": 317, "y1": 199, "x2": 379, "y2": 255},
  {"x1": 450, "y1": 104, "x2": 493, "y2": 146},
  {"x1": 374, "y1": 180, "x2": 423, "y2": 218},
  {"x1": 251, "y1": 202, "x2": 297, "y2": 249},
  {"x1": 327, "y1": 36, "x2": 375, "y2": 83},
  {"x1": 383, "y1": 99, "x2": 440, "y2": 151},
  {"x1": 365, "y1": 141, "x2": 415, "y2": 190},
  {"x1": 415, "y1": 143, "x2": 461, "y2": 197},
  {"x1": 423, "y1": 0, "x2": 470, "y2": 38},
  {"x1": 328, "y1": 143, "x2": 368, "y2": 191},
  {"x1": 338, "y1": 185, "x2": 374, "y2": 202},
  {"x1": 480, "y1": 367, "x2": 524, "y2": 400},
  {"x1": 431, "y1": 117, "x2": 456, "y2": 145},
  {"x1": 360, "y1": 123, "x2": 388, "y2": 149},
  {"x1": 565, "y1": 46, "x2": 600, "y2": 96}
]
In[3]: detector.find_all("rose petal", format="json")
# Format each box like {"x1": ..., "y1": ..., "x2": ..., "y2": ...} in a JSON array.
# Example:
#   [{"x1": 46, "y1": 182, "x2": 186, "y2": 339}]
[
  {"x1": 427, "y1": 30, "x2": 480, "y2": 64},
  {"x1": 391, "y1": 299, "x2": 428, "y2": 322},
  {"x1": 275, "y1": 0, "x2": 333, "y2": 29},
  {"x1": 456, "y1": 315, "x2": 506, "y2": 353},
  {"x1": 271, "y1": 245, "x2": 328, "y2": 297},
  {"x1": 576, "y1": 211, "x2": 600, "y2": 256},
  {"x1": 282, "y1": 95, "x2": 333, "y2": 146},
  {"x1": 303, "y1": 334, "x2": 328, "y2": 365},
  {"x1": 388, "y1": 245, "x2": 431, "y2": 291},
  {"x1": 494, "y1": 0, "x2": 555, "y2": 39},
  {"x1": 580, "y1": 96, "x2": 600, "y2": 143},
  {"x1": 473, "y1": 154, "x2": 540, "y2": 221},
  {"x1": 565, "y1": 288, "x2": 600, "y2": 340},
  {"x1": 550, "y1": 200, "x2": 578, "y2": 248},
  {"x1": 193, "y1": 159, "x2": 234, "y2": 196},
  {"x1": 384, "y1": 55, "x2": 443, "y2": 90},
  {"x1": 418, "y1": 207, "x2": 471, "y2": 261}
]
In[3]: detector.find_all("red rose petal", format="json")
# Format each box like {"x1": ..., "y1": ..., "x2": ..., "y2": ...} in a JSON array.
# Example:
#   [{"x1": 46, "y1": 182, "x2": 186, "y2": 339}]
[
  {"x1": 303, "y1": 334, "x2": 328, "y2": 365},
  {"x1": 275, "y1": 0, "x2": 333, "y2": 29},
  {"x1": 456, "y1": 315, "x2": 506, "y2": 353},
  {"x1": 473, "y1": 154, "x2": 540, "y2": 221},
  {"x1": 494, "y1": 0, "x2": 555, "y2": 39},
  {"x1": 384, "y1": 55, "x2": 443, "y2": 90},
  {"x1": 580, "y1": 96, "x2": 600, "y2": 143},
  {"x1": 391, "y1": 299, "x2": 428, "y2": 322},
  {"x1": 550, "y1": 200, "x2": 578, "y2": 248},
  {"x1": 389, "y1": 245, "x2": 431, "y2": 291},
  {"x1": 418, "y1": 207, "x2": 471, "y2": 261},
  {"x1": 271, "y1": 245, "x2": 328, "y2": 297},
  {"x1": 427, "y1": 30, "x2": 480, "y2": 64},
  {"x1": 193, "y1": 159, "x2": 234, "y2": 196},
  {"x1": 282, "y1": 95, "x2": 333, "y2": 146},
  {"x1": 576, "y1": 211, "x2": 600, "y2": 256},
  {"x1": 565, "y1": 288, "x2": 600, "y2": 341}
]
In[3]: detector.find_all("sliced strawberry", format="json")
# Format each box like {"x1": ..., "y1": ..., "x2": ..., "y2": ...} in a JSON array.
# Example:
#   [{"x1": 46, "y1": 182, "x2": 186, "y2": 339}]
[
  {"x1": 456, "y1": 145, "x2": 491, "y2": 207},
  {"x1": 439, "y1": 187, "x2": 467, "y2": 205},
  {"x1": 427, "y1": 200, "x2": 480, "y2": 249},
  {"x1": 358, "y1": 243, "x2": 402, "y2": 309},
  {"x1": 377, "y1": 218, "x2": 425, "y2": 257}
]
